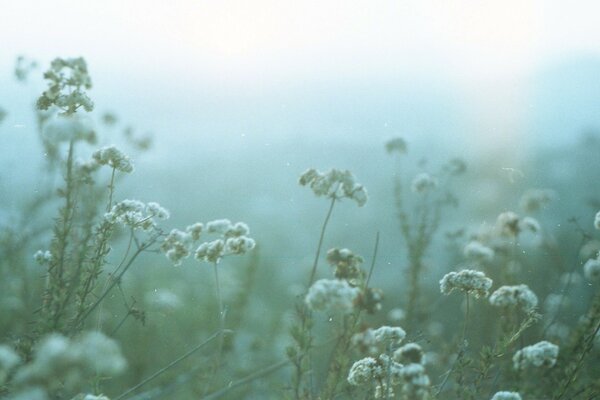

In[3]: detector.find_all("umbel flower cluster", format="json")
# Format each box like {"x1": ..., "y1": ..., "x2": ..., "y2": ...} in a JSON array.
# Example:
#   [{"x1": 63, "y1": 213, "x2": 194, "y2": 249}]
[
  {"x1": 513, "y1": 340, "x2": 559, "y2": 370},
  {"x1": 347, "y1": 327, "x2": 430, "y2": 399},
  {"x1": 160, "y1": 219, "x2": 255, "y2": 266},
  {"x1": 489, "y1": 284, "x2": 538, "y2": 312},
  {"x1": 92, "y1": 145, "x2": 134, "y2": 173},
  {"x1": 36, "y1": 57, "x2": 93, "y2": 115},
  {"x1": 299, "y1": 168, "x2": 368, "y2": 206},
  {"x1": 305, "y1": 279, "x2": 360, "y2": 314},
  {"x1": 6, "y1": 331, "x2": 125, "y2": 397},
  {"x1": 326, "y1": 247, "x2": 365, "y2": 284},
  {"x1": 440, "y1": 269, "x2": 493, "y2": 298}
]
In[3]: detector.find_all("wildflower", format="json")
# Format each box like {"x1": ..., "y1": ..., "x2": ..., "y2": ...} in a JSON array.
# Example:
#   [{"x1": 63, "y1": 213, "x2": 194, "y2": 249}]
[
  {"x1": 489, "y1": 284, "x2": 538, "y2": 312},
  {"x1": 385, "y1": 137, "x2": 407, "y2": 154},
  {"x1": 464, "y1": 241, "x2": 494, "y2": 262},
  {"x1": 81, "y1": 395, "x2": 110, "y2": 400},
  {"x1": 491, "y1": 392, "x2": 522, "y2": 400},
  {"x1": 186, "y1": 223, "x2": 204, "y2": 241},
  {"x1": 14, "y1": 55, "x2": 38, "y2": 82},
  {"x1": 519, "y1": 216, "x2": 541, "y2": 234},
  {"x1": 33, "y1": 250, "x2": 53, "y2": 266},
  {"x1": 224, "y1": 236, "x2": 256, "y2": 255},
  {"x1": 411, "y1": 173, "x2": 437, "y2": 194},
  {"x1": 372, "y1": 326, "x2": 406, "y2": 345},
  {"x1": 393, "y1": 343, "x2": 424, "y2": 364},
  {"x1": 195, "y1": 239, "x2": 225, "y2": 264},
  {"x1": 298, "y1": 168, "x2": 368, "y2": 206},
  {"x1": 595, "y1": 211, "x2": 600, "y2": 230},
  {"x1": 496, "y1": 211, "x2": 521, "y2": 236},
  {"x1": 351, "y1": 329, "x2": 379, "y2": 355},
  {"x1": 206, "y1": 219, "x2": 233, "y2": 234},
  {"x1": 387, "y1": 308, "x2": 406, "y2": 323},
  {"x1": 584, "y1": 257, "x2": 600, "y2": 282},
  {"x1": 146, "y1": 202, "x2": 169, "y2": 220},
  {"x1": 355, "y1": 287, "x2": 384, "y2": 314},
  {"x1": 42, "y1": 113, "x2": 96, "y2": 144},
  {"x1": 326, "y1": 247, "x2": 364, "y2": 283},
  {"x1": 92, "y1": 145, "x2": 133, "y2": 173},
  {"x1": 37, "y1": 57, "x2": 93, "y2": 115},
  {"x1": 347, "y1": 357, "x2": 381, "y2": 385},
  {"x1": 105, "y1": 200, "x2": 154, "y2": 230},
  {"x1": 513, "y1": 341, "x2": 559, "y2": 370},
  {"x1": 160, "y1": 229, "x2": 192, "y2": 266},
  {"x1": 519, "y1": 189, "x2": 554, "y2": 213},
  {"x1": 77, "y1": 331, "x2": 127, "y2": 375},
  {"x1": 305, "y1": 279, "x2": 360, "y2": 314},
  {"x1": 440, "y1": 269, "x2": 493, "y2": 298},
  {"x1": 398, "y1": 363, "x2": 430, "y2": 399}
]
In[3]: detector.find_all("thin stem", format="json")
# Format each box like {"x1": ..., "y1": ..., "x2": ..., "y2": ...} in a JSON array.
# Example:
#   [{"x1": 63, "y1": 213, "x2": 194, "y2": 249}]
[
  {"x1": 107, "y1": 166, "x2": 116, "y2": 212},
  {"x1": 201, "y1": 359, "x2": 290, "y2": 400},
  {"x1": 307, "y1": 195, "x2": 336, "y2": 287},
  {"x1": 114, "y1": 330, "x2": 228, "y2": 400},
  {"x1": 364, "y1": 231, "x2": 380, "y2": 289},
  {"x1": 462, "y1": 293, "x2": 470, "y2": 343}
]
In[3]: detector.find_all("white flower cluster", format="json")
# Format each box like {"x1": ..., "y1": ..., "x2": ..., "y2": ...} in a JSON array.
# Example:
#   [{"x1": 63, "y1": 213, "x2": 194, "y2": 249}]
[
  {"x1": 92, "y1": 145, "x2": 134, "y2": 173},
  {"x1": 326, "y1": 247, "x2": 364, "y2": 283},
  {"x1": 411, "y1": 173, "x2": 437, "y2": 194},
  {"x1": 595, "y1": 211, "x2": 600, "y2": 230},
  {"x1": 489, "y1": 284, "x2": 538, "y2": 312},
  {"x1": 372, "y1": 326, "x2": 406, "y2": 345},
  {"x1": 496, "y1": 212, "x2": 541, "y2": 237},
  {"x1": 37, "y1": 57, "x2": 93, "y2": 115},
  {"x1": 584, "y1": 256, "x2": 600, "y2": 282},
  {"x1": 464, "y1": 240, "x2": 495, "y2": 262},
  {"x1": 42, "y1": 114, "x2": 96, "y2": 144},
  {"x1": 397, "y1": 363, "x2": 430, "y2": 399},
  {"x1": 513, "y1": 341, "x2": 559, "y2": 370},
  {"x1": 14, "y1": 55, "x2": 38, "y2": 82},
  {"x1": 105, "y1": 200, "x2": 169, "y2": 231},
  {"x1": 305, "y1": 279, "x2": 360, "y2": 314},
  {"x1": 440, "y1": 269, "x2": 493, "y2": 298},
  {"x1": 33, "y1": 250, "x2": 53, "y2": 266},
  {"x1": 385, "y1": 137, "x2": 407, "y2": 154},
  {"x1": 160, "y1": 219, "x2": 255, "y2": 265},
  {"x1": 195, "y1": 220, "x2": 255, "y2": 263},
  {"x1": 491, "y1": 391, "x2": 522, "y2": 400},
  {"x1": 13, "y1": 331, "x2": 126, "y2": 393},
  {"x1": 519, "y1": 188, "x2": 554, "y2": 213},
  {"x1": 393, "y1": 343, "x2": 424, "y2": 364},
  {"x1": 298, "y1": 168, "x2": 368, "y2": 206}
]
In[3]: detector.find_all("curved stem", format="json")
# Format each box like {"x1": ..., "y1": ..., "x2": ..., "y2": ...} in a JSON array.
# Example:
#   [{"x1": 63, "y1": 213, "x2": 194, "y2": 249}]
[{"x1": 307, "y1": 195, "x2": 336, "y2": 287}]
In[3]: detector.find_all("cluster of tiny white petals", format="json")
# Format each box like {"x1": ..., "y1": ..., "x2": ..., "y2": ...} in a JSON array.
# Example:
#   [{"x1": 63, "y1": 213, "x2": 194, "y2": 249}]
[
  {"x1": 186, "y1": 223, "x2": 204, "y2": 241},
  {"x1": 440, "y1": 269, "x2": 493, "y2": 298},
  {"x1": 513, "y1": 341, "x2": 559, "y2": 370},
  {"x1": 81, "y1": 395, "x2": 110, "y2": 400},
  {"x1": 411, "y1": 173, "x2": 437, "y2": 194},
  {"x1": 385, "y1": 137, "x2": 407, "y2": 154},
  {"x1": 298, "y1": 168, "x2": 368, "y2": 206},
  {"x1": 464, "y1": 241, "x2": 495, "y2": 262},
  {"x1": 519, "y1": 189, "x2": 554, "y2": 213},
  {"x1": 13, "y1": 331, "x2": 126, "y2": 390},
  {"x1": 37, "y1": 57, "x2": 93, "y2": 115},
  {"x1": 92, "y1": 145, "x2": 133, "y2": 173},
  {"x1": 305, "y1": 279, "x2": 360, "y2": 314},
  {"x1": 194, "y1": 220, "x2": 255, "y2": 264},
  {"x1": 595, "y1": 211, "x2": 600, "y2": 229},
  {"x1": 393, "y1": 343, "x2": 424, "y2": 364},
  {"x1": 497, "y1": 211, "x2": 521, "y2": 236},
  {"x1": 160, "y1": 229, "x2": 192, "y2": 266},
  {"x1": 584, "y1": 257, "x2": 600, "y2": 282},
  {"x1": 347, "y1": 357, "x2": 381, "y2": 385},
  {"x1": 105, "y1": 199, "x2": 162, "y2": 231},
  {"x1": 491, "y1": 391, "x2": 522, "y2": 400},
  {"x1": 398, "y1": 363, "x2": 430, "y2": 399},
  {"x1": 33, "y1": 250, "x2": 53, "y2": 266},
  {"x1": 146, "y1": 202, "x2": 169, "y2": 220},
  {"x1": 520, "y1": 216, "x2": 541, "y2": 234},
  {"x1": 42, "y1": 113, "x2": 96, "y2": 144},
  {"x1": 351, "y1": 329, "x2": 378, "y2": 355},
  {"x1": 489, "y1": 284, "x2": 538, "y2": 312},
  {"x1": 372, "y1": 326, "x2": 406, "y2": 345}
]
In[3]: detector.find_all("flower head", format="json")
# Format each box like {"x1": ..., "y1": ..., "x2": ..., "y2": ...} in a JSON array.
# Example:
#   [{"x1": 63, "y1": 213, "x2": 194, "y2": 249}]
[
  {"x1": 489, "y1": 284, "x2": 538, "y2": 312},
  {"x1": 305, "y1": 279, "x2": 360, "y2": 314},
  {"x1": 440, "y1": 269, "x2": 493, "y2": 298},
  {"x1": 37, "y1": 57, "x2": 93, "y2": 115},
  {"x1": 584, "y1": 257, "x2": 600, "y2": 282},
  {"x1": 299, "y1": 168, "x2": 368, "y2": 206},
  {"x1": 595, "y1": 211, "x2": 600, "y2": 230},
  {"x1": 491, "y1": 392, "x2": 522, "y2": 400},
  {"x1": 385, "y1": 137, "x2": 407, "y2": 155},
  {"x1": 411, "y1": 173, "x2": 437, "y2": 194},
  {"x1": 92, "y1": 145, "x2": 134, "y2": 173},
  {"x1": 513, "y1": 341, "x2": 559, "y2": 370}
]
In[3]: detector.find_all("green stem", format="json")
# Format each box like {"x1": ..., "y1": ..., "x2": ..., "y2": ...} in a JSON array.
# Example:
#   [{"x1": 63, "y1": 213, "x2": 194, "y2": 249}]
[{"x1": 307, "y1": 195, "x2": 336, "y2": 287}]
